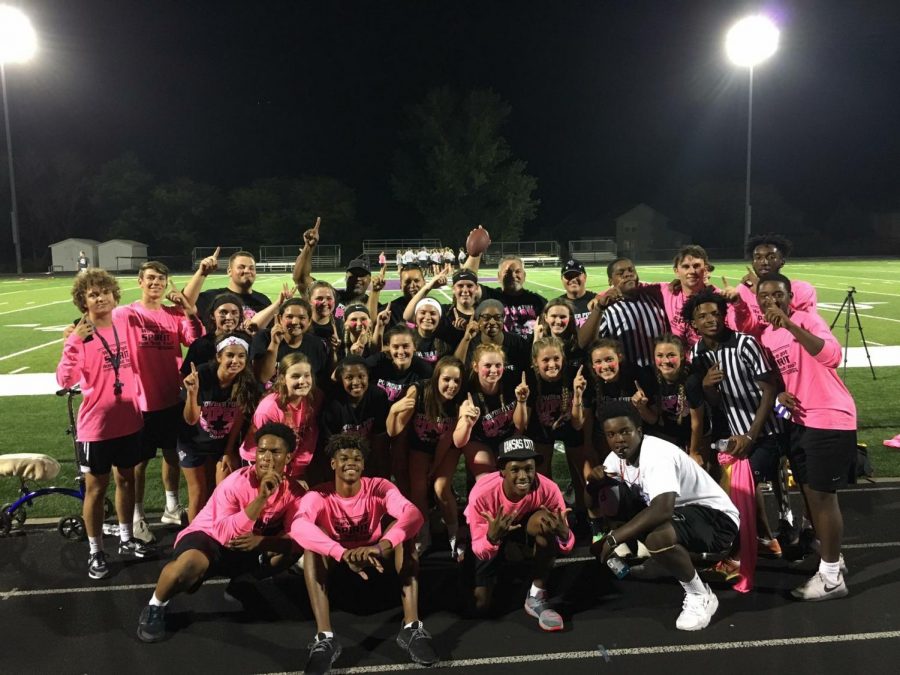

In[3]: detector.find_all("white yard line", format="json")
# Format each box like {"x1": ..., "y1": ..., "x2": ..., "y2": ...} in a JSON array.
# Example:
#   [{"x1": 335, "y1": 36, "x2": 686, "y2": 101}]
[
  {"x1": 0, "y1": 339, "x2": 63, "y2": 362},
  {"x1": 8, "y1": 366, "x2": 29, "y2": 374}
]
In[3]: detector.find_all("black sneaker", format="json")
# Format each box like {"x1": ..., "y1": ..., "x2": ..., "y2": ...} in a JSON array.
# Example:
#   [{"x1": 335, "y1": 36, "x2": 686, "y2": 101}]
[
  {"x1": 305, "y1": 633, "x2": 341, "y2": 674},
  {"x1": 137, "y1": 604, "x2": 166, "y2": 642},
  {"x1": 88, "y1": 551, "x2": 109, "y2": 579},
  {"x1": 118, "y1": 538, "x2": 154, "y2": 558},
  {"x1": 396, "y1": 621, "x2": 439, "y2": 666}
]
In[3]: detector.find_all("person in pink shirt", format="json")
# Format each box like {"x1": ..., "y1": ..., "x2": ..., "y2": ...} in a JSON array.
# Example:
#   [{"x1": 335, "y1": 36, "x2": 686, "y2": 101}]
[
  {"x1": 136, "y1": 423, "x2": 304, "y2": 643},
  {"x1": 289, "y1": 433, "x2": 438, "y2": 672},
  {"x1": 757, "y1": 273, "x2": 856, "y2": 602},
  {"x1": 57, "y1": 269, "x2": 154, "y2": 581},
  {"x1": 124, "y1": 261, "x2": 202, "y2": 542},
  {"x1": 241, "y1": 352, "x2": 324, "y2": 485},
  {"x1": 464, "y1": 435, "x2": 574, "y2": 632}
]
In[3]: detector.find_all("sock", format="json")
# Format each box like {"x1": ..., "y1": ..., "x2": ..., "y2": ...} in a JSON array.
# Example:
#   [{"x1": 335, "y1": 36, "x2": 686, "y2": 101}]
[
  {"x1": 88, "y1": 536, "x2": 102, "y2": 555},
  {"x1": 316, "y1": 631, "x2": 334, "y2": 640},
  {"x1": 529, "y1": 583, "x2": 545, "y2": 598},
  {"x1": 589, "y1": 518, "x2": 605, "y2": 536},
  {"x1": 149, "y1": 593, "x2": 169, "y2": 607},
  {"x1": 119, "y1": 523, "x2": 132, "y2": 542},
  {"x1": 133, "y1": 502, "x2": 145, "y2": 521},
  {"x1": 165, "y1": 491, "x2": 179, "y2": 512},
  {"x1": 403, "y1": 620, "x2": 420, "y2": 629},
  {"x1": 819, "y1": 559, "x2": 842, "y2": 583},
  {"x1": 679, "y1": 571, "x2": 706, "y2": 595}
]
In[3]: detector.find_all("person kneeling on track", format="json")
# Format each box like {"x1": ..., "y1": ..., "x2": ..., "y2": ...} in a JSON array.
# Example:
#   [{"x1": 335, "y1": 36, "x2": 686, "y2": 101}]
[
  {"x1": 136, "y1": 423, "x2": 304, "y2": 643},
  {"x1": 464, "y1": 434, "x2": 574, "y2": 632},
  {"x1": 593, "y1": 401, "x2": 739, "y2": 631},
  {"x1": 289, "y1": 432, "x2": 438, "y2": 674}
]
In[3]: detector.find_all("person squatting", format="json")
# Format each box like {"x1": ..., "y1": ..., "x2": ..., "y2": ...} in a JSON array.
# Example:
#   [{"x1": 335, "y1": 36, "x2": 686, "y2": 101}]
[{"x1": 55, "y1": 229, "x2": 858, "y2": 673}]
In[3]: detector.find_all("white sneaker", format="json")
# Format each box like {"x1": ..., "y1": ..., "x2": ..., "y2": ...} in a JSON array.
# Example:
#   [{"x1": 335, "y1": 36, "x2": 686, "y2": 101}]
[
  {"x1": 161, "y1": 504, "x2": 187, "y2": 526},
  {"x1": 676, "y1": 584, "x2": 719, "y2": 631},
  {"x1": 102, "y1": 522, "x2": 120, "y2": 537},
  {"x1": 791, "y1": 572, "x2": 848, "y2": 601},
  {"x1": 132, "y1": 518, "x2": 156, "y2": 544}
]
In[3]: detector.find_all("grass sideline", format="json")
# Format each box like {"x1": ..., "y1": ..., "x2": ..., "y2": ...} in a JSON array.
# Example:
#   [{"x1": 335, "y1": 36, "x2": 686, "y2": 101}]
[{"x1": 1, "y1": 260, "x2": 899, "y2": 518}]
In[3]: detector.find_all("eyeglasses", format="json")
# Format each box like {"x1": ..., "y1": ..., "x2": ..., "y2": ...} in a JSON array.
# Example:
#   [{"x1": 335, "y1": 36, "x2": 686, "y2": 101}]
[{"x1": 478, "y1": 314, "x2": 504, "y2": 323}]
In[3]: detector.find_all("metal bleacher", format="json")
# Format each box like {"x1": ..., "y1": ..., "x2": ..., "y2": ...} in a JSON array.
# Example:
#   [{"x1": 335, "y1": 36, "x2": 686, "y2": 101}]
[
  {"x1": 482, "y1": 241, "x2": 561, "y2": 267},
  {"x1": 568, "y1": 238, "x2": 618, "y2": 263},
  {"x1": 256, "y1": 244, "x2": 342, "y2": 272}
]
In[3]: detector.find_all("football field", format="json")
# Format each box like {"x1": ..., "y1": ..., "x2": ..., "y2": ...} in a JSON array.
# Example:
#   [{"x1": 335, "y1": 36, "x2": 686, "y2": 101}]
[{"x1": 1, "y1": 259, "x2": 898, "y2": 515}]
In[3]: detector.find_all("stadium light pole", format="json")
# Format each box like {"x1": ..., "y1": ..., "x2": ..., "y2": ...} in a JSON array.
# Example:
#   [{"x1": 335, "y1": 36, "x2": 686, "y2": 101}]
[
  {"x1": 725, "y1": 14, "x2": 779, "y2": 245},
  {"x1": 0, "y1": 5, "x2": 37, "y2": 275}
]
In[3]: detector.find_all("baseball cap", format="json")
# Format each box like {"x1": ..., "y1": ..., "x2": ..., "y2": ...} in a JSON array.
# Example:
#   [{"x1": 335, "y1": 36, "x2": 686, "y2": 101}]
[
  {"x1": 497, "y1": 435, "x2": 542, "y2": 466},
  {"x1": 452, "y1": 269, "x2": 478, "y2": 284},
  {"x1": 561, "y1": 259, "x2": 586, "y2": 276},
  {"x1": 346, "y1": 258, "x2": 370, "y2": 274}
]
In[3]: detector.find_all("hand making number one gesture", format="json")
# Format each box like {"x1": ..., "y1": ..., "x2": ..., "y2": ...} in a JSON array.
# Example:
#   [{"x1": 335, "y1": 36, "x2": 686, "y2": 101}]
[{"x1": 515, "y1": 371, "x2": 530, "y2": 403}]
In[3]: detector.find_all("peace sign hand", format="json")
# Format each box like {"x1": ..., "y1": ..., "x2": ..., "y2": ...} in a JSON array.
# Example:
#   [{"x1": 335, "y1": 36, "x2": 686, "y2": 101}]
[
  {"x1": 515, "y1": 371, "x2": 530, "y2": 403},
  {"x1": 719, "y1": 275, "x2": 740, "y2": 302},
  {"x1": 350, "y1": 329, "x2": 369, "y2": 355},
  {"x1": 481, "y1": 505, "x2": 521, "y2": 544},
  {"x1": 741, "y1": 265, "x2": 759, "y2": 292},
  {"x1": 278, "y1": 282, "x2": 298, "y2": 305}
]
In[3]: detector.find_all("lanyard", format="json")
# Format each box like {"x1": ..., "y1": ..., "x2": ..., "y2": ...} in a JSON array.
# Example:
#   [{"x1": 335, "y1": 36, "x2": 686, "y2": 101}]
[{"x1": 95, "y1": 323, "x2": 123, "y2": 396}]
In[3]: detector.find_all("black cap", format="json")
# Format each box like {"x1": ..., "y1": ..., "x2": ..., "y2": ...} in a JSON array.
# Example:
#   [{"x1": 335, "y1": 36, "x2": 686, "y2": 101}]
[
  {"x1": 561, "y1": 259, "x2": 586, "y2": 276},
  {"x1": 497, "y1": 435, "x2": 542, "y2": 466},
  {"x1": 452, "y1": 269, "x2": 478, "y2": 284},
  {"x1": 347, "y1": 258, "x2": 370, "y2": 274}
]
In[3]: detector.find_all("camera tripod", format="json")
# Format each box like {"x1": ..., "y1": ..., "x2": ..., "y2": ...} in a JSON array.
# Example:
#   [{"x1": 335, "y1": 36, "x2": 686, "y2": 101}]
[{"x1": 829, "y1": 287, "x2": 875, "y2": 380}]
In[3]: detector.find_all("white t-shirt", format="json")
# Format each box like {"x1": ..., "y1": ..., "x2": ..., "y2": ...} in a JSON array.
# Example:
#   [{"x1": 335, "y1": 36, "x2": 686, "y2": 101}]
[{"x1": 603, "y1": 434, "x2": 739, "y2": 527}]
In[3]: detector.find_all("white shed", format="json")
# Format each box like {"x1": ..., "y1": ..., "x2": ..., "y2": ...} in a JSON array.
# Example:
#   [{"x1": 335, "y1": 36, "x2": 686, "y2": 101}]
[
  {"x1": 98, "y1": 240, "x2": 149, "y2": 272},
  {"x1": 48, "y1": 238, "x2": 101, "y2": 272}
]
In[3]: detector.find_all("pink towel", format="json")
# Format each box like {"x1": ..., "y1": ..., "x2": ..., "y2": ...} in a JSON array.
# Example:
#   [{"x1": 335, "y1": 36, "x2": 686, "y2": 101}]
[{"x1": 718, "y1": 452, "x2": 757, "y2": 593}]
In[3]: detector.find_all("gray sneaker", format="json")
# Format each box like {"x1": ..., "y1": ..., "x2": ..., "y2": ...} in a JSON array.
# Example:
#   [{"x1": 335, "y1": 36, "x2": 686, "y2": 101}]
[
  {"x1": 161, "y1": 505, "x2": 187, "y2": 526},
  {"x1": 791, "y1": 572, "x2": 848, "y2": 601},
  {"x1": 118, "y1": 538, "x2": 154, "y2": 559},
  {"x1": 88, "y1": 551, "x2": 109, "y2": 580},
  {"x1": 524, "y1": 594, "x2": 564, "y2": 631},
  {"x1": 132, "y1": 518, "x2": 156, "y2": 544}
]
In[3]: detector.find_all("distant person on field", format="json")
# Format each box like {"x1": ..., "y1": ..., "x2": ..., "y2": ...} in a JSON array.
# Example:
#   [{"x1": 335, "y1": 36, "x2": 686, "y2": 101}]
[
  {"x1": 57, "y1": 269, "x2": 155, "y2": 580},
  {"x1": 77, "y1": 250, "x2": 90, "y2": 272},
  {"x1": 184, "y1": 248, "x2": 272, "y2": 324}
]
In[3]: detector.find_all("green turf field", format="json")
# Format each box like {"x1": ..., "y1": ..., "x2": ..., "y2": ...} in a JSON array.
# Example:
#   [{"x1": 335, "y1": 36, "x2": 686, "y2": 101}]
[{"x1": 1, "y1": 259, "x2": 898, "y2": 518}]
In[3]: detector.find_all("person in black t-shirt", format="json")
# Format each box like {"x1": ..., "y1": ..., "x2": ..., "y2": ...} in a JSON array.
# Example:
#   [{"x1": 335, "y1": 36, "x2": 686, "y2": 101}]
[
  {"x1": 181, "y1": 293, "x2": 244, "y2": 376},
  {"x1": 535, "y1": 298, "x2": 587, "y2": 374},
  {"x1": 455, "y1": 299, "x2": 531, "y2": 379},
  {"x1": 387, "y1": 356, "x2": 466, "y2": 557},
  {"x1": 185, "y1": 250, "x2": 272, "y2": 325},
  {"x1": 250, "y1": 298, "x2": 327, "y2": 386},
  {"x1": 410, "y1": 298, "x2": 452, "y2": 365},
  {"x1": 555, "y1": 259, "x2": 596, "y2": 328},
  {"x1": 320, "y1": 356, "x2": 391, "y2": 477},
  {"x1": 335, "y1": 258, "x2": 373, "y2": 320},
  {"x1": 403, "y1": 268, "x2": 480, "y2": 348},
  {"x1": 178, "y1": 332, "x2": 261, "y2": 521},
  {"x1": 479, "y1": 255, "x2": 547, "y2": 339},
  {"x1": 645, "y1": 334, "x2": 707, "y2": 464},
  {"x1": 384, "y1": 263, "x2": 430, "y2": 325}
]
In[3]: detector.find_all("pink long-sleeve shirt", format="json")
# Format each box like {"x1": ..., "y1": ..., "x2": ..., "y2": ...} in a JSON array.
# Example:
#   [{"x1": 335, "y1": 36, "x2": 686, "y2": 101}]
[
  {"x1": 656, "y1": 282, "x2": 736, "y2": 352},
  {"x1": 759, "y1": 309, "x2": 856, "y2": 431},
  {"x1": 56, "y1": 315, "x2": 144, "y2": 443},
  {"x1": 175, "y1": 465, "x2": 305, "y2": 547},
  {"x1": 240, "y1": 391, "x2": 322, "y2": 477},
  {"x1": 123, "y1": 302, "x2": 201, "y2": 411},
  {"x1": 288, "y1": 477, "x2": 423, "y2": 562},
  {"x1": 464, "y1": 472, "x2": 575, "y2": 560},
  {"x1": 734, "y1": 281, "x2": 817, "y2": 338}
]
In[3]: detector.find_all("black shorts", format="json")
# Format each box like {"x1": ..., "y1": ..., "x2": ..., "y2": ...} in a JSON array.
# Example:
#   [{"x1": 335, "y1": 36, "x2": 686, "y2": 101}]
[
  {"x1": 173, "y1": 531, "x2": 264, "y2": 592},
  {"x1": 77, "y1": 431, "x2": 143, "y2": 475},
  {"x1": 670, "y1": 505, "x2": 738, "y2": 555},
  {"x1": 472, "y1": 522, "x2": 533, "y2": 588},
  {"x1": 748, "y1": 433, "x2": 785, "y2": 483},
  {"x1": 788, "y1": 424, "x2": 857, "y2": 493},
  {"x1": 177, "y1": 444, "x2": 225, "y2": 469},
  {"x1": 140, "y1": 405, "x2": 181, "y2": 459}
]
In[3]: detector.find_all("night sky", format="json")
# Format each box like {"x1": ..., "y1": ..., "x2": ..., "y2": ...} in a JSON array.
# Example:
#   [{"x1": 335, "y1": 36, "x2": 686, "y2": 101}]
[{"x1": 8, "y1": 0, "x2": 900, "y2": 239}]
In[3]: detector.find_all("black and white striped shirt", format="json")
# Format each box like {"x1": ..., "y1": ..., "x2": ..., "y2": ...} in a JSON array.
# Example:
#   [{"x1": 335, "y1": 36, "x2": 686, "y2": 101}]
[
  {"x1": 599, "y1": 287, "x2": 670, "y2": 369},
  {"x1": 690, "y1": 330, "x2": 782, "y2": 437}
]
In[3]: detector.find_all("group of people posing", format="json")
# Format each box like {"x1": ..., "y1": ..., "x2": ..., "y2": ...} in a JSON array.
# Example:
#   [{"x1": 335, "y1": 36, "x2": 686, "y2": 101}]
[{"x1": 56, "y1": 223, "x2": 857, "y2": 673}]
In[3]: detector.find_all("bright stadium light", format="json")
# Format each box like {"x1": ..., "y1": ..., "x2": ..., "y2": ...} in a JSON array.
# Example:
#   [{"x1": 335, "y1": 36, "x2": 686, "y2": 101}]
[
  {"x1": 725, "y1": 14, "x2": 779, "y2": 245},
  {"x1": 0, "y1": 4, "x2": 37, "y2": 275}
]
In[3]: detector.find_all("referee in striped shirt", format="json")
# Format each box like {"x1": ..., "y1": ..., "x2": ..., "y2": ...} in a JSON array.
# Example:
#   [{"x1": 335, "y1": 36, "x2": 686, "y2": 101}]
[
  {"x1": 684, "y1": 288, "x2": 784, "y2": 558},
  {"x1": 577, "y1": 258, "x2": 670, "y2": 371}
]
